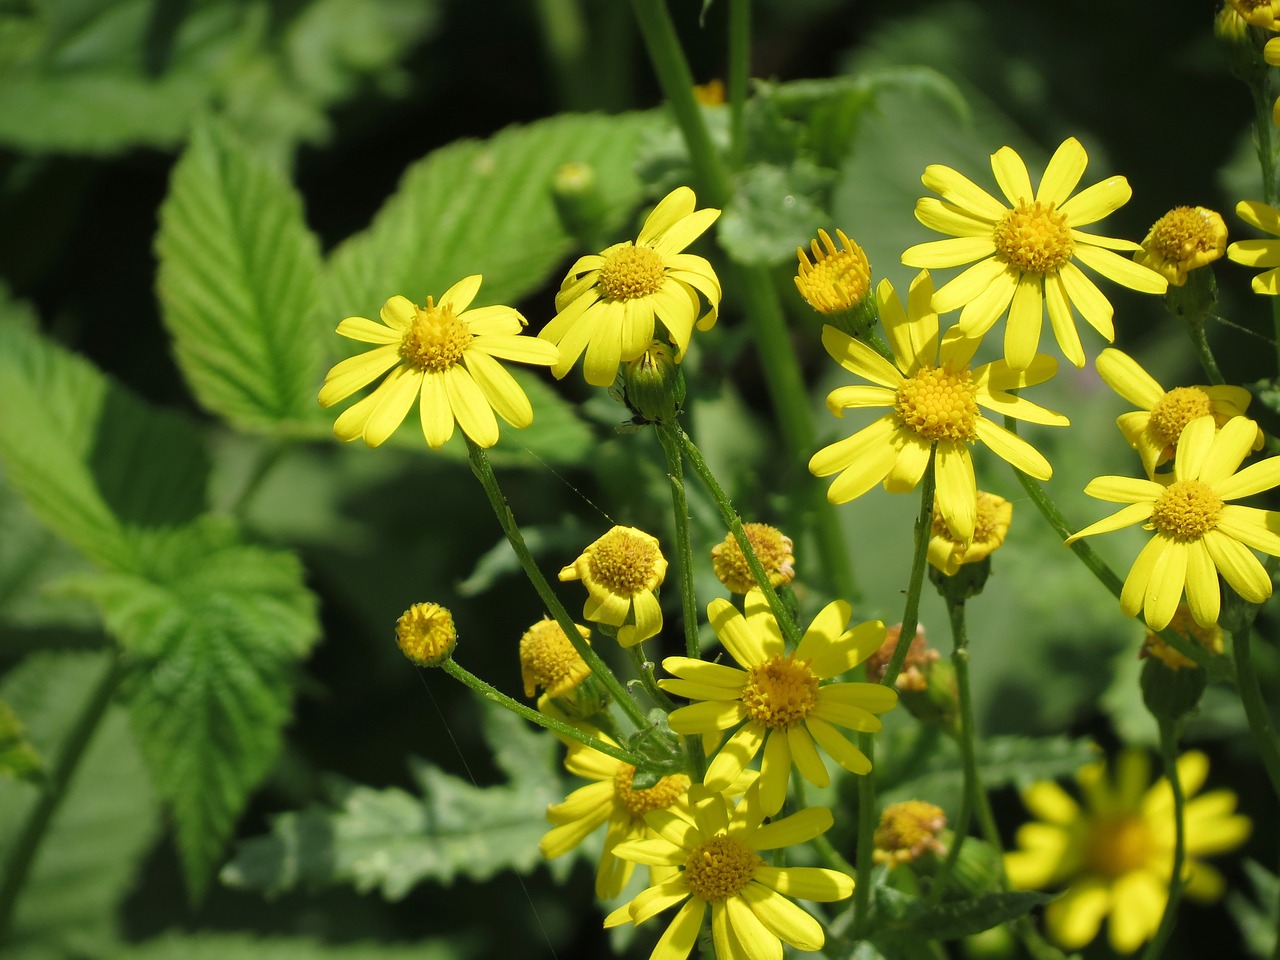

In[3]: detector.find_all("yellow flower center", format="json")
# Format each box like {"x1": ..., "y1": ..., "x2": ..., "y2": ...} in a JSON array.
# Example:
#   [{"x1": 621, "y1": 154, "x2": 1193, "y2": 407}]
[
  {"x1": 795, "y1": 229, "x2": 872, "y2": 315},
  {"x1": 518, "y1": 620, "x2": 590, "y2": 698},
  {"x1": 895, "y1": 365, "x2": 980, "y2": 442},
  {"x1": 1084, "y1": 815, "x2": 1154, "y2": 879},
  {"x1": 1148, "y1": 387, "x2": 1213, "y2": 448},
  {"x1": 873, "y1": 800, "x2": 947, "y2": 866},
  {"x1": 1150, "y1": 480, "x2": 1223, "y2": 542},
  {"x1": 993, "y1": 200, "x2": 1075, "y2": 274},
  {"x1": 683, "y1": 835, "x2": 762, "y2": 901},
  {"x1": 598, "y1": 245, "x2": 666, "y2": 301},
  {"x1": 742, "y1": 653, "x2": 819, "y2": 729},
  {"x1": 613, "y1": 765, "x2": 691, "y2": 818},
  {"x1": 1143, "y1": 604, "x2": 1224, "y2": 671},
  {"x1": 399, "y1": 299, "x2": 471, "y2": 372},
  {"x1": 394, "y1": 602, "x2": 456, "y2": 667},
  {"x1": 1147, "y1": 207, "x2": 1225, "y2": 266},
  {"x1": 710, "y1": 523, "x2": 796, "y2": 595},
  {"x1": 588, "y1": 528, "x2": 663, "y2": 597}
]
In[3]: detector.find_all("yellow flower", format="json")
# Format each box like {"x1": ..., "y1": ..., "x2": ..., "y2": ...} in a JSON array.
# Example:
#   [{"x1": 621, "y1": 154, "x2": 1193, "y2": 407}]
[
  {"x1": 710, "y1": 523, "x2": 796, "y2": 595},
  {"x1": 1134, "y1": 207, "x2": 1228, "y2": 286},
  {"x1": 1227, "y1": 200, "x2": 1280, "y2": 293},
  {"x1": 660, "y1": 591, "x2": 896, "y2": 816},
  {"x1": 928, "y1": 490, "x2": 1013, "y2": 576},
  {"x1": 605, "y1": 786, "x2": 854, "y2": 959},
  {"x1": 809, "y1": 271, "x2": 1067, "y2": 542},
  {"x1": 901, "y1": 137, "x2": 1167, "y2": 369},
  {"x1": 864, "y1": 624, "x2": 937, "y2": 690},
  {"x1": 394, "y1": 602, "x2": 456, "y2": 667},
  {"x1": 1066, "y1": 415, "x2": 1280, "y2": 629},
  {"x1": 318, "y1": 276, "x2": 559, "y2": 448},
  {"x1": 518, "y1": 618, "x2": 592, "y2": 698},
  {"x1": 1005, "y1": 749, "x2": 1251, "y2": 953},
  {"x1": 539, "y1": 187, "x2": 721, "y2": 387},
  {"x1": 541, "y1": 732, "x2": 693, "y2": 900},
  {"x1": 874, "y1": 800, "x2": 948, "y2": 867},
  {"x1": 1141, "y1": 605, "x2": 1224, "y2": 671},
  {"x1": 560, "y1": 526, "x2": 668, "y2": 647},
  {"x1": 1095, "y1": 348, "x2": 1261, "y2": 479},
  {"x1": 1228, "y1": 0, "x2": 1280, "y2": 28},
  {"x1": 794, "y1": 228, "x2": 872, "y2": 316}
]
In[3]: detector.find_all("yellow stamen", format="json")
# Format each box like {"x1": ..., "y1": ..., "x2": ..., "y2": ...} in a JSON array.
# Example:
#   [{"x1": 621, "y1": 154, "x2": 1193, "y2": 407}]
[
  {"x1": 395, "y1": 602, "x2": 456, "y2": 667},
  {"x1": 741, "y1": 653, "x2": 819, "y2": 729},
  {"x1": 399, "y1": 298, "x2": 471, "y2": 372},
  {"x1": 683, "y1": 835, "x2": 761, "y2": 901},
  {"x1": 518, "y1": 619, "x2": 591, "y2": 698},
  {"x1": 993, "y1": 200, "x2": 1074, "y2": 274},
  {"x1": 1148, "y1": 387, "x2": 1213, "y2": 448},
  {"x1": 1149, "y1": 480, "x2": 1223, "y2": 541},
  {"x1": 598, "y1": 245, "x2": 665, "y2": 301},
  {"x1": 895, "y1": 365, "x2": 980, "y2": 443},
  {"x1": 612, "y1": 765, "x2": 690, "y2": 818},
  {"x1": 795, "y1": 228, "x2": 872, "y2": 315},
  {"x1": 587, "y1": 528, "x2": 664, "y2": 596}
]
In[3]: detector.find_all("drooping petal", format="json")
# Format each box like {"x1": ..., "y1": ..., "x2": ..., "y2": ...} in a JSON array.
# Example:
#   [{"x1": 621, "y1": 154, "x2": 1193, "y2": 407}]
[
  {"x1": 1095, "y1": 348, "x2": 1166, "y2": 410},
  {"x1": 1183, "y1": 539, "x2": 1221, "y2": 627},
  {"x1": 723, "y1": 894, "x2": 781, "y2": 960},
  {"x1": 1119, "y1": 534, "x2": 1168, "y2": 618},
  {"x1": 934, "y1": 443, "x2": 977, "y2": 542},
  {"x1": 362, "y1": 367, "x2": 423, "y2": 447},
  {"x1": 581, "y1": 301, "x2": 626, "y2": 387},
  {"x1": 419, "y1": 372, "x2": 454, "y2": 448},
  {"x1": 463, "y1": 351, "x2": 533, "y2": 427},
  {"x1": 445, "y1": 365, "x2": 499, "y2": 448},
  {"x1": 1004, "y1": 273, "x2": 1045, "y2": 371},
  {"x1": 1144, "y1": 540, "x2": 1188, "y2": 631},
  {"x1": 1204, "y1": 530, "x2": 1273, "y2": 603},
  {"x1": 884, "y1": 436, "x2": 933, "y2": 493},
  {"x1": 759, "y1": 730, "x2": 792, "y2": 815},
  {"x1": 318, "y1": 345, "x2": 403, "y2": 406},
  {"x1": 1044, "y1": 270, "x2": 1084, "y2": 368},
  {"x1": 739, "y1": 882, "x2": 825, "y2": 952},
  {"x1": 787, "y1": 726, "x2": 829, "y2": 787}
]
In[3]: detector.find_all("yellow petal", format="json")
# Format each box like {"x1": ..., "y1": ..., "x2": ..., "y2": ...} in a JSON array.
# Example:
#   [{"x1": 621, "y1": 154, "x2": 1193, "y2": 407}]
[
  {"x1": 787, "y1": 726, "x2": 829, "y2": 787},
  {"x1": 1044, "y1": 879, "x2": 1110, "y2": 950},
  {"x1": 1074, "y1": 244, "x2": 1168, "y2": 294},
  {"x1": 1044, "y1": 270, "x2": 1084, "y2": 368},
  {"x1": 759, "y1": 729, "x2": 792, "y2": 815},
  {"x1": 934, "y1": 442, "x2": 977, "y2": 541},
  {"x1": 1066, "y1": 501, "x2": 1153, "y2": 545},
  {"x1": 1058, "y1": 261, "x2": 1114, "y2": 340},
  {"x1": 335, "y1": 315, "x2": 401, "y2": 344},
  {"x1": 753, "y1": 865, "x2": 854, "y2": 902},
  {"x1": 933, "y1": 257, "x2": 1011, "y2": 317},
  {"x1": 1057, "y1": 173, "x2": 1131, "y2": 226},
  {"x1": 1095, "y1": 348, "x2": 1165, "y2": 410},
  {"x1": 1204, "y1": 530, "x2": 1273, "y2": 603},
  {"x1": 1004, "y1": 273, "x2": 1044, "y2": 371},
  {"x1": 913, "y1": 197, "x2": 994, "y2": 237},
  {"x1": 1145, "y1": 538, "x2": 1186, "y2": 632},
  {"x1": 667, "y1": 699, "x2": 749, "y2": 735},
  {"x1": 445, "y1": 366, "x2": 498, "y2": 448},
  {"x1": 740, "y1": 882, "x2": 824, "y2": 951},
  {"x1": 362, "y1": 367, "x2": 422, "y2": 447},
  {"x1": 418, "y1": 372, "x2": 454, "y2": 448},
  {"x1": 439, "y1": 274, "x2": 483, "y2": 314},
  {"x1": 991, "y1": 145, "x2": 1034, "y2": 206},
  {"x1": 953, "y1": 266, "x2": 1019, "y2": 336},
  {"x1": 1119, "y1": 535, "x2": 1166, "y2": 618},
  {"x1": 805, "y1": 715, "x2": 870, "y2": 774},
  {"x1": 921, "y1": 163, "x2": 1008, "y2": 220},
  {"x1": 704, "y1": 721, "x2": 766, "y2": 790},
  {"x1": 650, "y1": 898, "x2": 706, "y2": 956},
  {"x1": 1035, "y1": 137, "x2": 1088, "y2": 207},
  {"x1": 1184, "y1": 539, "x2": 1220, "y2": 627},
  {"x1": 463, "y1": 351, "x2": 532, "y2": 428},
  {"x1": 901, "y1": 236, "x2": 997, "y2": 270},
  {"x1": 318, "y1": 345, "x2": 402, "y2": 407}
]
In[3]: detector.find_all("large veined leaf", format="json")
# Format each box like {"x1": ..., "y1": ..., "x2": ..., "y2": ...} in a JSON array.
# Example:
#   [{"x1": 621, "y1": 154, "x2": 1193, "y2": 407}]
[
  {"x1": 868, "y1": 885, "x2": 1053, "y2": 943},
  {"x1": 69, "y1": 517, "x2": 320, "y2": 901},
  {"x1": 156, "y1": 120, "x2": 326, "y2": 430},
  {"x1": 323, "y1": 111, "x2": 661, "y2": 326},
  {"x1": 111, "y1": 932, "x2": 467, "y2": 960},
  {"x1": 221, "y1": 701, "x2": 564, "y2": 899}
]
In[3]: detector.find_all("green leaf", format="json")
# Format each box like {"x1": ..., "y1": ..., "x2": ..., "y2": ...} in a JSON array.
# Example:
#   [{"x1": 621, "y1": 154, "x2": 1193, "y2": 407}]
[
  {"x1": 324, "y1": 111, "x2": 660, "y2": 321},
  {"x1": 110, "y1": 931, "x2": 466, "y2": 960},
  {"x1": 69, "y1": 517, "x2": 319, "y2": 901},
  {"x1": 718, "y1": 161, "x2": 836, "y2": 267},
  {"x1": 156, "y1": 120, "x2": 326, "y2": 430},
  {"x1": 0, "y1": 699, "x2": 42, "y2": 782},
  {"x1": 1227, "y1": 860, "x2": 1280, "y2": 958},
  {"x1": 222, "y1": 701, "x2": 563, "y2": 899},
  {"x1": 0, "y1": 651, "x2": 159, "y2": 958},
  {"x1": 0, "y1": 306, "x2": 210, "y2": 572},
  {"x1": 870, "y1": 886, "x2": 1053, "y2": 942}
]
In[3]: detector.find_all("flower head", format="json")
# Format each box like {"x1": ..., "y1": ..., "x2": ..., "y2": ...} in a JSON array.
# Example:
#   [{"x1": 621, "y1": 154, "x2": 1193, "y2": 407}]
[
  {"x1": 560, "y1": 526, "x2": 668, "y2": 647},
  {"x1": 661, "y1": 591, "x2": 896, "y2": 816},
  {"x1": 319, "y1": 277, "x2": 559, "y2": 449},
  {"x1": 928, "y1": 490, "x2": 1013, "y2": 576},
  {"x1": 901, "y1": 137, "x2": 1167, "y2": 369},
  {"x1": 864, "y1": 624, "x2": 937, "y2": 690},
  {"x1": 1227, "y1": 0, "x2": 1280, "y2": 28},
  {"x1": 1095, "y1": 348, "x2": 1261, "y2": 478},
  {"x1": 539, "y1": 187, "x2": 721, "y2": 386},
  {"x1": 1227, "y1": 200, "x2": 1280, "y2": 294},
  {"x1": 1005, "y1": 749, "x2": 1250, "y2": 953},
  {"x1": 874, "y1": 800, "x2": 948, "y2": 867},
  {"x1": 809, "y1": 271, "x2": 1067, "y2": 542},
  {"x1": 606, "y1": 787, "x2": 854, "y2": 959},
  {"x1": 710, "y1": 523, "x2": 796, "y2": 595},
  {"x1": 1134, "y1": 206, "x2": 1228, "y2": 286},
  {"x1": 1067, "y1": 414, "x2": 1280, "y2": 629},
  {"x1": 394, "y1": 602, "x2": 456, "y2": 666},
  {"x1": 519, "y1": 618, "x2": 592, "y2": 698},
  {"x1": 795, "y1": 228, "x2": 872, "y2": 316},
  {"x1": 1141, "y1": 604, "x2": 1225, "y2": 671}
]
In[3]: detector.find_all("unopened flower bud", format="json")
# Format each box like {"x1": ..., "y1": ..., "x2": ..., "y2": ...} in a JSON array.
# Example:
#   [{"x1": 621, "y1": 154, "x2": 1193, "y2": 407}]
[
  {"x1": 795, "y1": 228, "x2": 876, "y2": 338},
  {"x1": 395, "y1": 602, "x2": 456, "y2": 667},
  {"x1": 552, "y1": 161, "x2": 609, "y2": 252},
  {"x1": 623, "y1": 341, "x2": 685, "y2": 423}
]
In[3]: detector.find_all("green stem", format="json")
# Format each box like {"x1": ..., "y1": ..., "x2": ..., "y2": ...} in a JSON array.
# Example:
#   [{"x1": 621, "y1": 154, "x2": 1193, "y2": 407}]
[
  {"x1": 466, "y1": 440, "x2": 649, "y2": 730},
  {"x1": 852, "y1": 739, "x2": 878, "y2": 937},
  {"x1": 792, "y1": 775, "x2": 856, "y2": 876},
  {"x1": 0, "y1": 648, "x2": 123, "y2": 940},
  {"x1": 726, "y1": 0, "x2": 749, "y2": 169},
  {"x1": 440, "y1": 659, "x2": 653, "y2": 768},
  {"x1": 655, "y1": 424, "x2": 701, "y2": 660},
  {"x1": 1234, "y1": 628, "x2": 1280, "y2": 799},
  {"x1": 625, "y1": 643, "x2": 678, "y2": 711},
  {"x1": 229, "y1": 439, "x2": 287, "y2": 517},
  {"x1": 1139, "y1": 719, "x2": 1187, "y2": 960},
  {"x1": 1187, "y1": 317, "x2": 1227, "y2": 386}
]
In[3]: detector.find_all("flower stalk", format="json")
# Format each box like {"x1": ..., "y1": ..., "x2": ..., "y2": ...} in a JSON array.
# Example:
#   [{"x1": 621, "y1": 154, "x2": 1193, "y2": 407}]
[{"x1": 1138, "y1": 718, "x2": 1188, "y2": 960}]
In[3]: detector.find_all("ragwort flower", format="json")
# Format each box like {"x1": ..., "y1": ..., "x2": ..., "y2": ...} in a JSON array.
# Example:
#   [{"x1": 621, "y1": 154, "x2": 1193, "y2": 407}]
[
  {"x1": 518, "y1": 618, "x2": 592, "y2": 699},
  {"x1": 606, "y1": 787, "x2": 854, "y2": 959},
  {"x1": 809, "y1": 271, "x2": 1067, "y2": 543},
  {"x1": 1067, "y1": 415, "x2": 1280, "y2": 630},
  {"x1": 1005, "y1": 749, "x2": 1250, "y2": 953},
  {"x1": 319, "y1": 276, "x2": 558, "y2": 448},
  {"x1": 902, "y1": 137, "x2": 1167, "y2": 369},
  {"x1": 560, "y1": 526, "x2": 668, "y2": 647},
  {"x1": 710, "y1": 523, "x2": 796, "y2": 595},
  {"x1": 794, "y1": 228, "x2": 872, "y2": 316},
  {"x1": 1133, "y1": 206, "x2": 1228, "y2": 287},
  {"x1": 661, "y1": 591, "x2": 896, "y2": 816},
  {"x1": 539, "y1": 187, "x2": 721, "y2": 386},
  {"x1": 1227, "y1": 200, "x2": 1280, "y2": 293},
  {"x1": 928, "y1": 490, "x2": 1013, "y2": 576},
  {"x1": 1095, "y1": 347, "x2": 1260, "y2": 478},
  {"x1": 1228, "y1": 0, "x2": 1280, "y2": 29}
]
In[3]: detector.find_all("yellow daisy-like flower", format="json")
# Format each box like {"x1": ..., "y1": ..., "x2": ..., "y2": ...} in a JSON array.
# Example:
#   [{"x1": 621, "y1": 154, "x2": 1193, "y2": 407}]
[
  {"x1": 1066, "y1": 414, "x2": 1280, "y2": 630},
  {"x1": 318, "y1": 276, "x2": 559, "y2": 449},
  {"x1": 710, "y1": 523, "x2": 796, "y2": 595},
  {"x1": 660, "y1": 590, "x2": 897, "y2": 816},
  {"x1": 518, "y1": 618, "x2": 592, "y2": 698},
  {"x1": 1227, "y1": 200, "x2": 1280, "y2": 293},
  {"x1": 539, "y1": 187, "x2": 722, "y2": 387},
  {"x1": 560, "y1": 526, "x2": 668, "y2": 647},
  {"x1": 901, "y1": 137, "x2": 1167, "y2": 369},
  {"x1": 1133, "y1": 206, "x2": 1228, "y2": 287},
  {"x1": 1005, "y1": 749, "x2": 1251, "y2": 954},
  {"x1": 1229, "y1": 0, "x2": 1280, "y2": 29},
  {"x1": 1095, "y1": 348, "x2": 1260, "y2": 479},
  {"x1": 928, "y1": 489, "x2": 1013, "y2": 576},
  {"x1": 794, "y1": 228, "x2": 872, "y2": 316},
  {"x1": 394, "y1": 602, "x2": 456, "y2": 667},
  {"x1": 809, "y1": 271, "x2": 1067, "y2": 543},
  {"x1": 605, "y1": 787, "x2": 854, "y2": 959},
  {"x1": 541, "y1": 731, "x2": 694, "y2": 900}
]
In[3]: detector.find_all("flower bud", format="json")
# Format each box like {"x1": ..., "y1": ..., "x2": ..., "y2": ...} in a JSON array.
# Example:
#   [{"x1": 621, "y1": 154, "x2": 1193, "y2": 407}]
[
  {"x1": 395, "y1": 602, "x2": 456, "y2": 667},
  {"x1": 623, "y1": 341, "x2": 685, "y2": 423},
  {"x1": 551, "y1": 161, "x2": 609, "y2": 251}
]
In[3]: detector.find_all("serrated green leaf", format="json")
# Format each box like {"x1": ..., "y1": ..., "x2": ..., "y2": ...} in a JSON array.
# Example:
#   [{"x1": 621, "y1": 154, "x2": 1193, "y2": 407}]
[
  {"x1": 870, "y1": 886, "x2": 1053, "y2": 942},
  {"x1": 0, "y1": 651, "x2": 158, "y2": 958},
  {"x1": 0, "y1": 699, "x2": 42, "y2": 782},
  {"x1": 68, "y1": 517, "x2": 319, "y2": 902},
  {"x1": 222, "y1": 702, "x2": 562, "y2": 900},
  {"x1": 156, "y1": 120, "x2": 325, "y2": 430},
  {"x1": 324, "y1": 111, "x2": 660, "y2": 322},
  {"x1": 718, "y1": 161, "x2": 836, "y2": 267},
  {"x1": 0, "y1": 307, "x2": 210, "y2": 572},
  {"x1": 110, "y1": 932, "x2": 466, "y2": 960},
  {"x1": 1227, "y1": 859, "x2": 1280, "y2": 958}
]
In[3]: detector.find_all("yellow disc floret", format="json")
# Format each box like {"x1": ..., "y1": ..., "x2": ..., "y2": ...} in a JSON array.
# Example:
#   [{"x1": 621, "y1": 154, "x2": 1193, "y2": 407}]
[
  {"x1": 741, "y1": 653, "x2": 819, "y2": 729},
  {"x1": 518, "y1": 619, "x2": 592, "y2": 698},
  {"x1": 873, "y1": 800, "x2": 948, "y2": 867},
  {"x1": 1149, "y1": 480, "x2": 1223, "y2": 542},
  {"x1": 587, "y1": 527, "x2": 664, "y2": 596},
  {"x1": 683, "y1": 835, "x2": 762, "y2": 901},
  {"x1": 894, "y1": 365, "x2": 980, "y2": 442},
  {"x1": 1147, "y1": 387, "x2": 1214, "y2": 448},
  {"x1": 395, "y1": 602, "x2": 456, "y2": 667},
  {"x1": 993, "y1": 200, "x2": 1075, "y2": 274},
  {"x1": 612, "y1": 765, "x2": 690, "y2": 818},
  {"x1": 398, "y1": 298, "x2": 471, "y2": 372},
  {"x1": 795, "y1": 228, "x2": 872, "y2": 315},
  {"x1": 1137, "y1": 207, "x2": 1227, "y2": 286},
  {"x1": 1084, "y1": 815, "x2": 1154, "y2": 879},
  {"x1": 598, "y1": 245, "x2": 666, "y2": 301},
  {"x1": 710, "y1": 523, "x2": 797, "y2": 595}
]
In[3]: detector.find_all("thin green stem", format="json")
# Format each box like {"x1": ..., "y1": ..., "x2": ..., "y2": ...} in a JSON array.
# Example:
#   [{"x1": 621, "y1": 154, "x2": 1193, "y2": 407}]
[
  {"x1": 625, "y1": 644, "x2": 678, "y2": 711},
  {"x1": 1234, "y1": 628, "x2": 1280, "y2": 799},
  {"x1": 229, "y1": 439, "x2": 287, "y2": 517},
  {"x1": 883, "y1": 448, "x2": 937, "y2": 686},
  {"x1": 852, "y1": 738, "x2": 877, "y2": 937},
  {"x1": 1139, "y1": 719, "x2": 1187, "y2": 960},
  {"x1": 655, "y1": 424, "x2": 701, "y2": 660},
  {"x1": 792, "y1": 775, "x2": 856, "y2": 876},
  {"x1": 0, "y1": 648, "x2": 123, "y2": 940},
  {"x1": 726, "y1": 0, "x2": 749, "y2": 169},
  {"x1": 440, "y1": 660, "x2": 652, "y2": 769},
  {"x1": 1187, "y1": 318, "x2": 1226, "y2": 386},
  {"x1": 466, "y1": 440, "x2": 649, "y2": 730}
]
